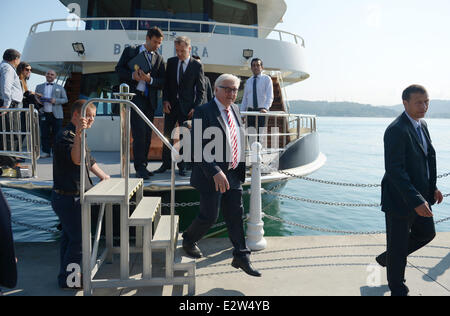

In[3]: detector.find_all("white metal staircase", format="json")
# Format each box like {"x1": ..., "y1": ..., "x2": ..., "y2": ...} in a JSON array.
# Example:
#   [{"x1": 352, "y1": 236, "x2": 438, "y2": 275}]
[{"x1": 79, "y1": 86, "x2": 195, "y2": 296}]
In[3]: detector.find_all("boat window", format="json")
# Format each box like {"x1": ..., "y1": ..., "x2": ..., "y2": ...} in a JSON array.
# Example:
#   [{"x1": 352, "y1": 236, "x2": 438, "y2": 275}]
[
  {"x1": 79, "y1": 72, "x2": 164, "y2": 117},
  {"x1": 84, "y1": 0, "x2": 258, "y2": 37},
  {"x1": 86, "y1": 0, "x2": 135, "y2": 30}
]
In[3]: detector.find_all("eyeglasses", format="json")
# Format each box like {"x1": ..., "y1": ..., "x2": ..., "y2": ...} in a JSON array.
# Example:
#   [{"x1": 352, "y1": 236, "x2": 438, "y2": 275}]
[
  {"x1": 25, "y1": 68, "x2": 32, "y2": 72},
  {"x1": 219, "y1": 86, "x2": 239, "y2": 94}
]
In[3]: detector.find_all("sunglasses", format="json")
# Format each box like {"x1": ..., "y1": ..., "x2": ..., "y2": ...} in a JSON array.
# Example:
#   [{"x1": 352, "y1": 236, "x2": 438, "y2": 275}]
[{"x1": 25, "y1": 68, "x2": 32, "y2": 72}]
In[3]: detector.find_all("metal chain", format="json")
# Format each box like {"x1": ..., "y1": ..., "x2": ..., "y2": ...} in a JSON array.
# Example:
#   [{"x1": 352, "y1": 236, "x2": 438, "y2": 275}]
[
  {"x1": 161, "y1": 201, "x2": 200, "y2": 208},
  {"x1": 262, "y1": 213, "x2": 385, "y2": 235},
  {"x1": 3, "y1": 192, "x2": 52, "y2": 205},
  {"x1": 10, "y1": 219, "x2": 60, "y2": 234},
  {"x1": 262, "y1": 213, "x2": 450, "y2": 235},
  {"x1": 263, "y1": 189, "x2": 382, "y2": 207},
  {"x1": 263, "y1": 164, "x2": 450, "y2": 188}
]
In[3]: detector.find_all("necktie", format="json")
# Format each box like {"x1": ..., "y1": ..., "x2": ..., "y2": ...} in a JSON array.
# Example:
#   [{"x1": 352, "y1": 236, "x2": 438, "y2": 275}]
[
  {"x1": 416, "y1": 126, "x2": 425, "y2": 148},
  {"x1": 178, "y1": 60, "x2": 184, "y2": 86},
  {"x1": 253, "y1": 76, "x2": 258, "y2": 109},
  {"x1": 225, "y1": 108, "x2": 239, "y2": 170},
  {"x1": 46, "y1": 83, "x2": 54, "y2": 86},
  {"x1": 144, "y1": 51, "x2": 152, "y2": 97}
]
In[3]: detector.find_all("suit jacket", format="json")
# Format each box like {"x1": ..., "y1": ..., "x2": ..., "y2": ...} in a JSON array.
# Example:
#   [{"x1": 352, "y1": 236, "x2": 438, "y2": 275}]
[
  {"x1": 190, "y1": 100, "x2": 246, "y2": 192},
  {"x1": 35, "y1": 83, "x2": 68, "y2": 119},
  {"x1": 115, "y1": 45, "x2": 165, "y2": 110},
  {"x1": 163, "y1": 56, "x2": 205, "y2": 117},
  {"x1": 381, "y1": 112, "x2": 437, "y2": 218}
]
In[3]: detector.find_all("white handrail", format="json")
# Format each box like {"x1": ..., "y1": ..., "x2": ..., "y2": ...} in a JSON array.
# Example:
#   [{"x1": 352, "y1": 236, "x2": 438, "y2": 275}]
[{"x1": 28, "y1": 17, "x2": 305, "y2": 47}]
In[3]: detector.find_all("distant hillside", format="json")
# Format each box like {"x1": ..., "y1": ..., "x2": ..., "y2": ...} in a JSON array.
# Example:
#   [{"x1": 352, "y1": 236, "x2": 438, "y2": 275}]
[{"x1": 289, "y1": 100, "x2": 450, "y2": 118}]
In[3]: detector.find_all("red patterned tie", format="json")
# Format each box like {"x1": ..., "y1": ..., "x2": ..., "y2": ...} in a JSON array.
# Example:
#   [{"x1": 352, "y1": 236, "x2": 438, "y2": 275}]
[{"x1": 225, "y1": 108, "x2": 239, "y2": 169}]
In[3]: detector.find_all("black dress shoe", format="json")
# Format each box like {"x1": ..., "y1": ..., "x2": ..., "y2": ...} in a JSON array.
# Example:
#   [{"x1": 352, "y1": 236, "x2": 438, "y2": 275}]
[
  {"x1": 136, "y1": 169, "x2": 150, "y2": 180},
  {"x1": 155, "y1": 165, "x2": 170, "y2": 174},
  {"x1": 179, "y1": 169, "x2": 186, "y2": 177},
  {"x1": 231, "y1": 256, "x2": 261, "y2": 277},
  {"x1": 183, "y1": 241, "x2": 203, "y2": 259},
  {"x1": 376, "y1": 254, "x2": 387, "y2": 267},
  {"x1": 144, "y1": 169, "x2": 154, "y2": 177}
]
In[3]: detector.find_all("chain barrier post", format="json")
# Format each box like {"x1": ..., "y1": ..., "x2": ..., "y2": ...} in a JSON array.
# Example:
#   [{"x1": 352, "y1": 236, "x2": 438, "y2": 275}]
[{"x1": 247, "y1": 142, "x2": 267, "y2": 251}]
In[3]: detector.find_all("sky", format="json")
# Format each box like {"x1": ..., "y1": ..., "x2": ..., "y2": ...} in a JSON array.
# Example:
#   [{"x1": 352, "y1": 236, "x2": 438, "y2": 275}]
[{"x1": 2, "y1": 0, "x2": 450, "y2": 106}]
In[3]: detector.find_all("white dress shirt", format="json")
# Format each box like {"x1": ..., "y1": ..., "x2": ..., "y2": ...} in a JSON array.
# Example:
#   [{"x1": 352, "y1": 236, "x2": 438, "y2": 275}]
[
  {"x1": 215, "y1": 97, "x2": 242, "y2": 169},
  {"x1": 136, "y1": 44, "x2": 154, "y2": 92},
  {"x1": 43, "y1": 82, "x2": 54, "y2": 113},
  {"x1": 240, "y1": 73, "x2": 274, "y2": 112},
  {"x1": 0, "y1": 61, "x2": 23, "y2": 107}
]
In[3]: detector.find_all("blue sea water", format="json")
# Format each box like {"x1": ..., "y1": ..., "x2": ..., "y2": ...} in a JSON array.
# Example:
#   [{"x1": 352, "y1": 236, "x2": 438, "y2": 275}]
[
  {"x1": 5, "y1": 117, "x2": 450, "y2": 242},
  {"x1": 264, "y1": 117, "x2": 450, "y2": 236}
]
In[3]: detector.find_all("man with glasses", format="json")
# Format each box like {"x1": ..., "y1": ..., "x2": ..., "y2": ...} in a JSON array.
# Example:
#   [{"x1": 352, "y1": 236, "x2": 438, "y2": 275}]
[
  {"x1": 35, "y1": 69, "x2": 68, "y2": 159},
  {"x1": 182, "y1": 74, "x2": 261, "y2": 278}
]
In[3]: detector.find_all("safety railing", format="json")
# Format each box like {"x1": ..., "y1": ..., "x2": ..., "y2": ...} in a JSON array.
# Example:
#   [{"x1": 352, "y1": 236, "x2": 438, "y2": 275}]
[
  {"x1": 0, "y1": 105, "x2": 40, "y2": 177},
  {"x1": 241, "y1": 111, "x2": 317, "y2": 157},
  {"x1": 80, "y1": 85, "x2": 179, "y2": 265},
  {"x1": 28, "y1": 17, "x2": 305, "y2": 47}
]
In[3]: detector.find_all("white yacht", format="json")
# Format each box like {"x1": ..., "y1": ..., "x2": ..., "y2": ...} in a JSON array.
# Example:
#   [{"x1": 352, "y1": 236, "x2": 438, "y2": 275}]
[{"x1": 2, "y1": 0, "x2": 326, "y2": 235}]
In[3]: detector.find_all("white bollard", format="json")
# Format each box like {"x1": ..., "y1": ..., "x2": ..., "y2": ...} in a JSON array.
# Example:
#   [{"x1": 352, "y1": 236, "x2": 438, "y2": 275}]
[{"x1": 246, "y1": 142, "x2": 267, "y2": 251}]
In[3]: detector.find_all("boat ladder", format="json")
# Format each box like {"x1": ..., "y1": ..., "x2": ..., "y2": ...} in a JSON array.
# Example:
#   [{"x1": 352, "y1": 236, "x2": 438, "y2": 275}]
[{"x1": 79, "y1": 84, "x2": 195, "y2": 296}]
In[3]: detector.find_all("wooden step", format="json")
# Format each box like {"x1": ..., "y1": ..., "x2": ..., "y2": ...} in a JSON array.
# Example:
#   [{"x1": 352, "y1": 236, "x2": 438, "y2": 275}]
[
  {"x1": 152, "y1": 215, "x2": 179, "y2": 249},
  {"x1": 84, "y1": 178, "x2": 143, "y2": 203},
  {"x1": 129, "y1": 197, "x2": 161, "y2": 226}
]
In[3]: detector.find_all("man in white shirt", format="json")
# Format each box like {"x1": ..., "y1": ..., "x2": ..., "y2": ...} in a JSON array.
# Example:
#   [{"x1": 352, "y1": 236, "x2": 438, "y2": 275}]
[
  {"x1": 240, "y1": 58, "x2": 274, "y2": 131},
  {"x1": 35, "y1": 70, "x2": 68, "y2": 158},
  {"x1": 0, "y1": 49, "x2": 23, "y2": 168},
  {"x1": 0, "y1": 49, "x2": 23, "y2": 108}
]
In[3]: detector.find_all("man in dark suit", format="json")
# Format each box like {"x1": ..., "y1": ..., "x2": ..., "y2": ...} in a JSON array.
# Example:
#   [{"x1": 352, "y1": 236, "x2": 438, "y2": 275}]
[
  {"x1": 116, "y1": 27, "x2": 166, "y2": 179},
  {"x1": 376, "y1": 84, "x2": 443, "y2": 296},
  {"x1": 155, "y1": 36, "x2": 205, "y2": 176},
  {"x1": 182, "y1": 74, "x2": 261, "y2": 277}
]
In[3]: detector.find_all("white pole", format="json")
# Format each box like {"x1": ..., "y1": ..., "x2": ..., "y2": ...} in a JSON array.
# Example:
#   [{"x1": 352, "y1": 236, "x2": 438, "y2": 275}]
[{"x1": 246, "y1": 142, "x2": 267, "y2": 251}]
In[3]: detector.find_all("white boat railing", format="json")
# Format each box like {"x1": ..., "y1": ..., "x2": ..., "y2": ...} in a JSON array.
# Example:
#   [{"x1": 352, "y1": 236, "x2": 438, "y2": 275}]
[
  {"x1": 28, "y1": 17, "x2": 305, "y2": 47},
  {"x1": 0, "y1": 105, "x2": 40, "y2": 178},
  {"x1": 240, "y1": 111, "x2": 317, "y2": 167}
]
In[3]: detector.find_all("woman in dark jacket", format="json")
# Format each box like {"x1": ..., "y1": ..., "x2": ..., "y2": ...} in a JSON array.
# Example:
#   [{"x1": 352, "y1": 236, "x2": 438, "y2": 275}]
[{"x1": 16, "y1": 62, "x2": 41, "y2": 109}]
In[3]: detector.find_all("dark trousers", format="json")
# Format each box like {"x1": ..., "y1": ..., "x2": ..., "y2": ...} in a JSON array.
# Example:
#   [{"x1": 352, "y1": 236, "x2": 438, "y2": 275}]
[
  {"x1": 51, "y1": 191, "x2": 82, "y2": 288},
  {"x1": 161, "y1": 104, "x2": 188, "y2": 170},
  {"x1": 41, "y1": 112, "x2": 62, "y2": 154},
  {"x1": 247, "y1": 108, "x2": 266, "y2": 130},
  {"x1": 183, "y1": 169, "x2": 251, "y2": 258},
  {"x1": 131, "y1": 93, "x2": 155, "y2": 172},
  {"x1": 380, "y1": 211, "x2": 436, "y2": 296}
]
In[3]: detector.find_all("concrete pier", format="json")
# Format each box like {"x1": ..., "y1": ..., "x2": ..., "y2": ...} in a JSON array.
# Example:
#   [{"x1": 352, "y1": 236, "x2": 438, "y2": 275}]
[{"x1": 2, "y1": 233, "x2": 449, "y2": 296}]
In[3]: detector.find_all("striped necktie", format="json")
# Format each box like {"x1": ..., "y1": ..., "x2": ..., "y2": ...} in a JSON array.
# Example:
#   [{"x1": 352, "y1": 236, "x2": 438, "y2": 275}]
[{"x1": 225, "y1": 108, "x2": 239, "y2": 170}]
